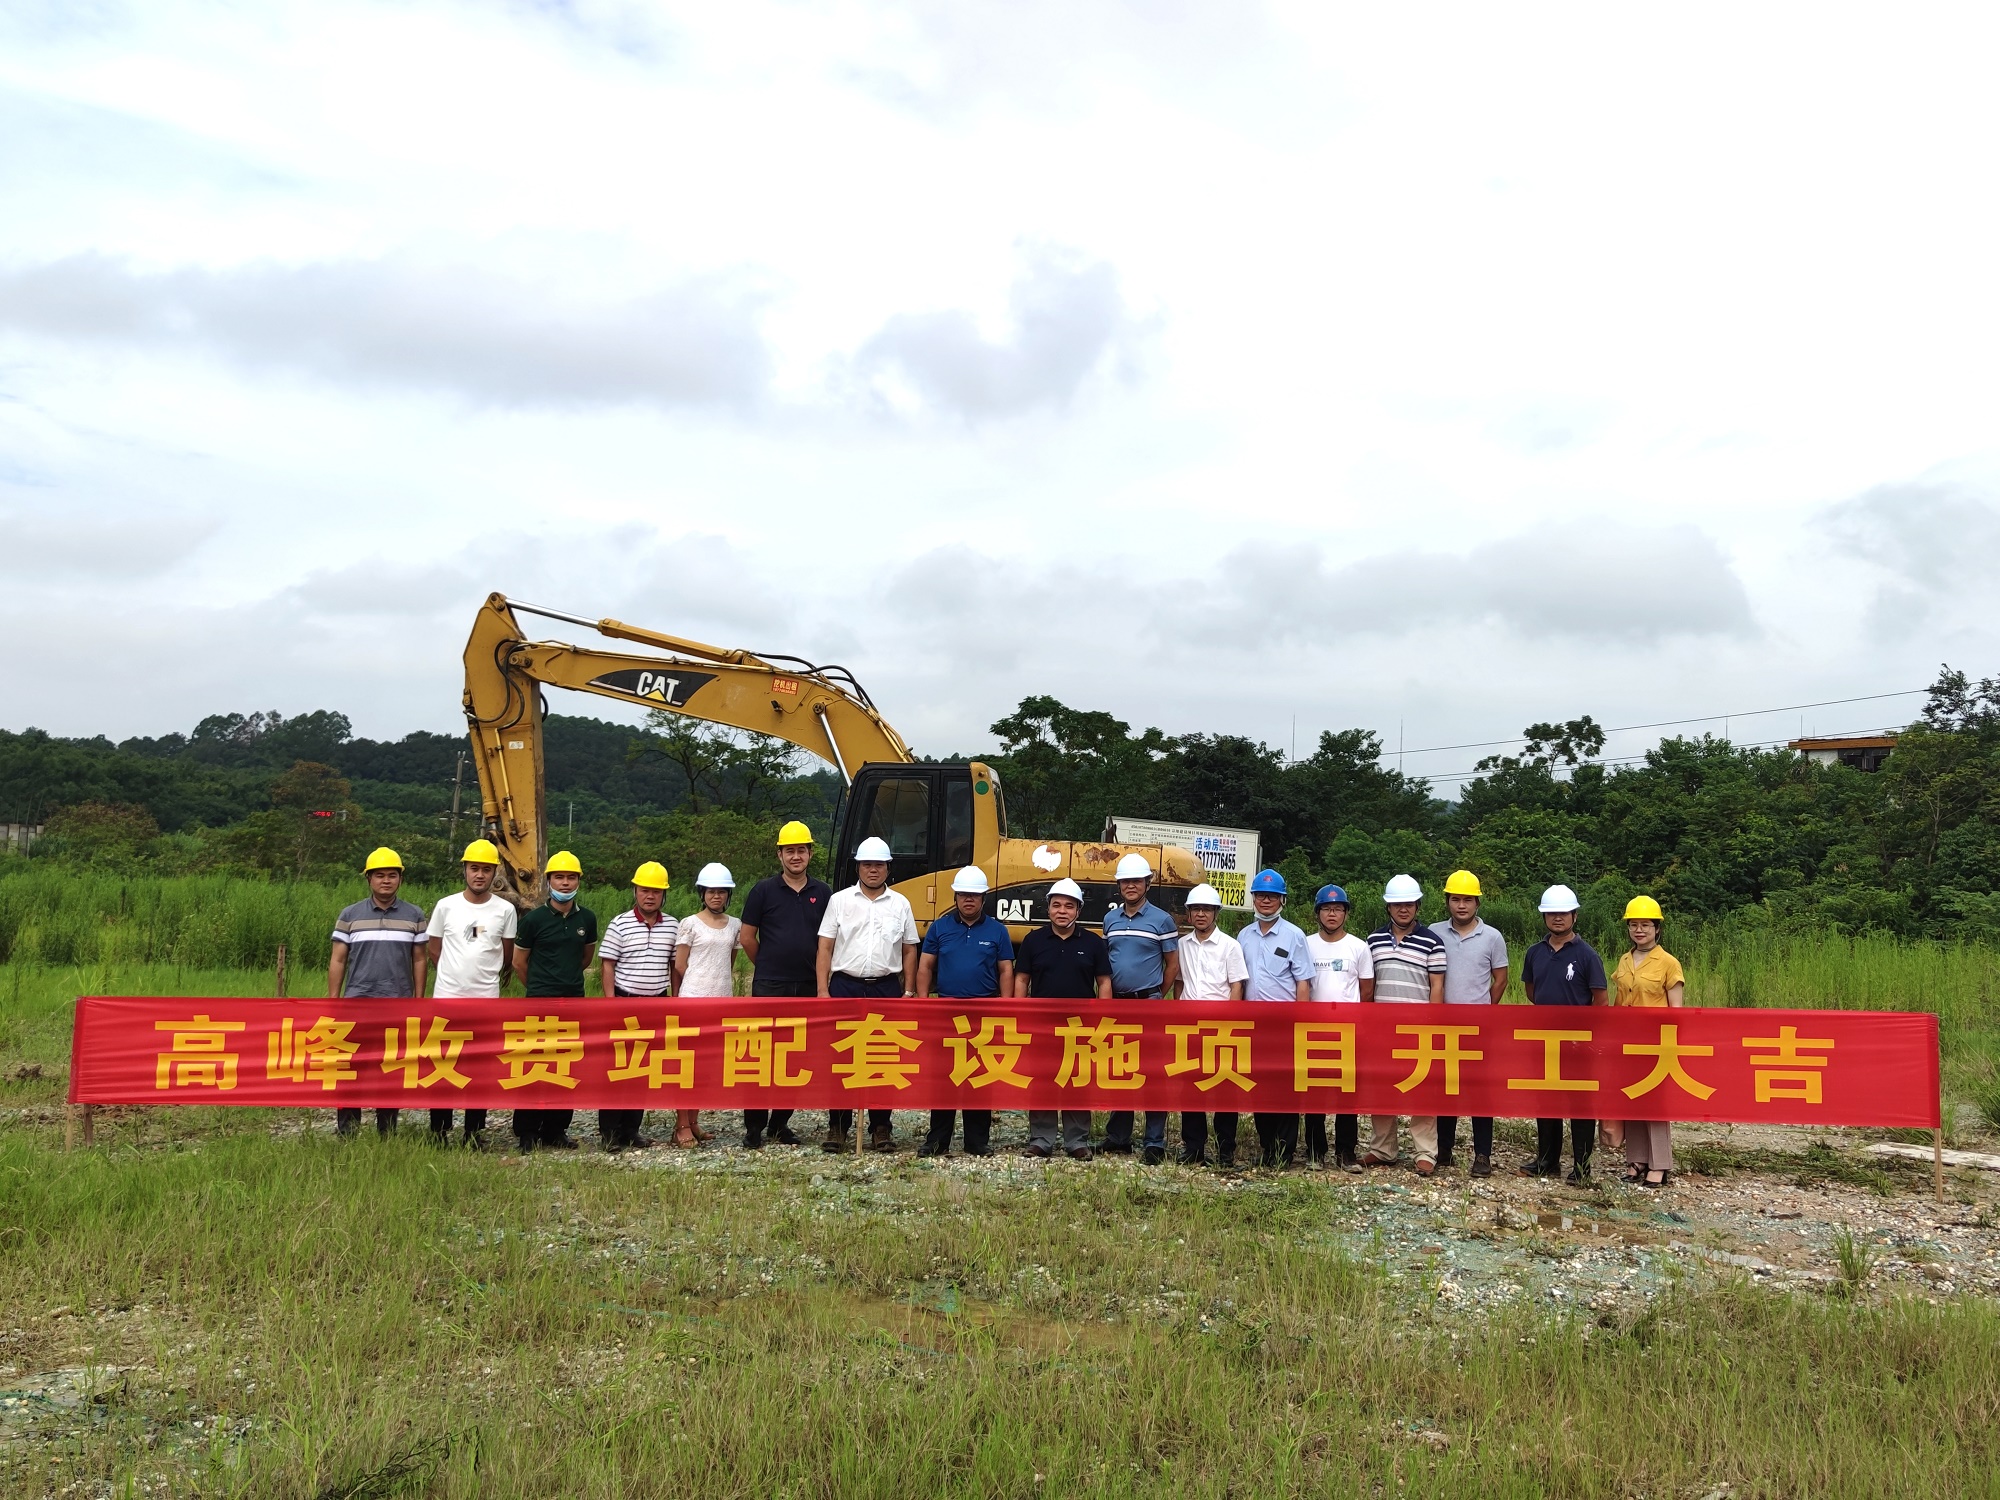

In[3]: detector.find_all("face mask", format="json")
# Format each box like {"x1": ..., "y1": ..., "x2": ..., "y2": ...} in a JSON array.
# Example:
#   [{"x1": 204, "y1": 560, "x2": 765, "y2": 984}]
[{"x1": 550, "y1": 888, "x2": 577, "y2": 904}]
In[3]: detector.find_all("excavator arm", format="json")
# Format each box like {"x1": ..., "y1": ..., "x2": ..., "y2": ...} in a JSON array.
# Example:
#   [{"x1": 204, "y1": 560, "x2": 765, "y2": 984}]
[{"x1": 463, "y1": 593, "x2": 911, "y2": 899}]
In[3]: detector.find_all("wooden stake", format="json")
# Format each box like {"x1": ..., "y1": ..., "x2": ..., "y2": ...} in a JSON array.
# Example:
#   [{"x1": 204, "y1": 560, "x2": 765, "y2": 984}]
[
  {"x1": 82, "y1": 1104, "x2": 94, "y2": 1148},
  {"x1": 1935, "y1": 1127, "x2": 1946, "y2": 1203},
  {"x1": 274, "y1": 943, "x2": 288, "y2": 999}
]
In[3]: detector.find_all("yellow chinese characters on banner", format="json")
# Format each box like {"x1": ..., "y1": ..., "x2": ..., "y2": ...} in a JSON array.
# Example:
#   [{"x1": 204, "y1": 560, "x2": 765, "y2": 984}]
[
  {"x1": 1622, "y1": 1024, "x2": 1716, "y2": 1101},
  {"x1": 1393, "y1": 1024, "x2": 1484, "y2": 1096},
  {"x1": 720, "y1": 1018, "x2": 810, "y2": 1089},
  {"x1": 154, "y1": 1015, "x2": 247, "y2": 1091},
  {"x1": 382, "y1": 1017, "x2": 472, "y2": 1090},
  {"x1": 945, "y1": 1015, "x2": 1032, "y2": 1089},
  {"x1": 500, "y1": 1014, "x2": 584, "y2": 1090},
  {"x1": 608, "y1": 1014, "x2": 700, "y2": 1089},
  {"x1": 1508, "y1": 1028, "x2": 1599, "y2": 1094},
  {"x1": 1744, "y1": 1025, "x2": 1834, "y2": 1104},
  {"x1": 1293, "y1": 1022, "x2": 1355, "y2": 1093},
  {"x1": 1164, "y1": 1020, "x2": 1254, "y2": 1093},
  {"x1": 268, "y1": 1017, "x2": 360, "y2": 1091},
  {"x1": 1054, "y1": 1016, "x2": 1145, "y2": 1091},
  {"x1": 832, "y1": 1013, "x2": 921, "y2": 1089}
]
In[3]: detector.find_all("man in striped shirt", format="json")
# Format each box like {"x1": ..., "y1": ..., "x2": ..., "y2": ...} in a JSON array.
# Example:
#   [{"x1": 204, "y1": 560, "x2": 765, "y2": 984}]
[
  {"x1": 328, "y1": 846, "x2": 427, "y2": 1137},
  {"x1": 1361, "y1": 874, "x2": 1447, "y2": 1175},
  {"x1": 595, "y1": 861, "x2": 677, "y2": 1152}
]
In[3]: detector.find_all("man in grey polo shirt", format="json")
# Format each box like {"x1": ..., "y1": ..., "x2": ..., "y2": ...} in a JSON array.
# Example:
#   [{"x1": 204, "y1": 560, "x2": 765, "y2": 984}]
[
  {"x1": 1429, "y1": 869, "x2": 1508, "y2": 1177},
  {"x1": 327, "y1": 846, "x2": 428, "y2": 1137}
]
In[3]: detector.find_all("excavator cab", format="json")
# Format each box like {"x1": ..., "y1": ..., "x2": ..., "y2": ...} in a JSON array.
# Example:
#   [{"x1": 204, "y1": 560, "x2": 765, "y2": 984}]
[{"x1": 831, "y1": 761, "x2": 1007, "y2": 924}]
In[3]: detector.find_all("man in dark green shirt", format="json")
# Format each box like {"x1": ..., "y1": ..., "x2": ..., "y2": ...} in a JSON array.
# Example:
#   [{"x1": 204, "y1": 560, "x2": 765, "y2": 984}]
[{"x1": 509, "y1": 852, "x2": 598, "y2": 1152}]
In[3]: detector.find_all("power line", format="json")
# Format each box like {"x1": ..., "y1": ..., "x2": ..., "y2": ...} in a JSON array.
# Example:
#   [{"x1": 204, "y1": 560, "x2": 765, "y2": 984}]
[
  {"x1": 1389, "y1": 687, "x2": 1929, "y2": 759},
  {"x1": 1416, "y1": 727, "x2": 1892, "y2": 786}
]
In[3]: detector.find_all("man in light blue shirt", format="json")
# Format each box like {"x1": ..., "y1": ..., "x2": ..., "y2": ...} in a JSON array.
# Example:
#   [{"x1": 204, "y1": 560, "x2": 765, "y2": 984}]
[
  {"x1": 1238, "y1": 869, "x2": 1313, "y2": 1168},
  {"x1": 1100, "y1": 853, "x2": 1180, "y2": 1162}
]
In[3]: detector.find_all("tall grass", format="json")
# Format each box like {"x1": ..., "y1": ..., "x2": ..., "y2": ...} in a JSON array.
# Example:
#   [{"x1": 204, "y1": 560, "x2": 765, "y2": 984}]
[{"x1": 1, "y1": 1127, "x2": 1997, "y2": 1497}]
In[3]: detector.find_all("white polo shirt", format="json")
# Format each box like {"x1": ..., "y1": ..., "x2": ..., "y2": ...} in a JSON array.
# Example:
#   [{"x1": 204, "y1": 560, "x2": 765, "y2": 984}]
[
  {"x1": 817, "y1": 883, "x2": 919, "y2": 980},
  {"x1": 1176, "y1": 927, "x2": 1249, "y2": 1000},
  {"x1": 1305, "y1": 932, "x2": 1372, "y2": 1002}
]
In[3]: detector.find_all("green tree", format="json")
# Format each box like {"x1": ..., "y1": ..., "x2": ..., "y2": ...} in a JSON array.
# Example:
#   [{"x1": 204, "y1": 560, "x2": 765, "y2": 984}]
[
  {"x1": 227, "y1": 761, "x2": 369, "y2": 879},
  {"x1": 36, "y1": 800, "x2": 161, "y2": 864}
]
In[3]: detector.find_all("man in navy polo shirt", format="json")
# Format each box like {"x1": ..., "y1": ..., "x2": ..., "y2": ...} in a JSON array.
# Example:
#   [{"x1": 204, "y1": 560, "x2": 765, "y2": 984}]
[
  {"x1": 915, "y1": 866, "x2": 1015, "y2": 1157},
  {"x1": 1100, "y1": 853, "x2": 1180, "y2": 1163},
  {"x1": 1518, "y1": 883, "x2": 1608, "y2": 1184}
]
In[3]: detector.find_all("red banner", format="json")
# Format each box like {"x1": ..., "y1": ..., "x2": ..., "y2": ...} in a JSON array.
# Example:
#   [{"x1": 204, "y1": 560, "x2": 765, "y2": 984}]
[{"x1": 68, "y1": 997, "x2": 1939, "y2": 1127}]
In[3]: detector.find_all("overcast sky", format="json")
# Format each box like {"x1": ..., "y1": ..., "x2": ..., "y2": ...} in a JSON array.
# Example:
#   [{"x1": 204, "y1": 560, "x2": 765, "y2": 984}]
[{"x1": 4, "y1": 1, "x2": 1997, "y2": 790}]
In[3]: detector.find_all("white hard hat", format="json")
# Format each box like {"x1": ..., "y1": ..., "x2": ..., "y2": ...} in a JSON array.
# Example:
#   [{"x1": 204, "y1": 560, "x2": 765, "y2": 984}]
[
  {"x1": 951, "y1": 866, "x2": 990, "y2": 894},
  {"x1": 1184, "y1": 883, "x2": 1223, "y2": 907},
  {"x1": 695, "y1": 861, "x2": 735, "y2": 889},
  {"x1": 854, "y1": 836, "x2": 893, "y2": 862},
  {"x1": 1047, "y1": 877, "x2": 1085, "y2": 903},
  {"x1": 1539, "y1": 883, "x2": 1582, "y2": 913},
  {"x1": 1383, "y1": 873, "x2": 1423, "y2": 903},
  {"x1": 1114, "y1": 853, "x2": 1153, "y2": 881}
]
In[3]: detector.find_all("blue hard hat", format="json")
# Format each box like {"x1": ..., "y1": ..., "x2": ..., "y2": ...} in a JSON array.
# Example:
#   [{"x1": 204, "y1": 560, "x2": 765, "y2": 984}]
[
  {"x1": 1314, "y1": 884, "x2": 1351, "y2": 908},
  {"x1": 1249, "y1": 868, "x2": 1287, "y2": 896}
]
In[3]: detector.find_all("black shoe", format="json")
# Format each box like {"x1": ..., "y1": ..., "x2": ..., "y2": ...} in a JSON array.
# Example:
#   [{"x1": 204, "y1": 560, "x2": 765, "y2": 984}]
[
  {"x1": 821, "y1": 1130, "x2": 849, "y2": 1153},
  {"x1": 1099, "y1": 1141, "x2": 1134, "y2": 1156},
  {"x1": 603, "y1": 1140, "x2": 625, "y2": 1155},
  {"x1": 965, "y1": 1145, "x2": 993, "y2": 1158},
  {"x1": 514, "y1": 1139, "x2": 536, "y2": 1154},
  {"x1": 549, "y1": 1137, "x2": 579, "y2": 1151},
  {"x1": 1304, "y1": 1152, "x2": 1327, "y2": 1171},
  {"x1": 1026, "y1": 1143, "x2": 1054, "y2": 1158},
  {"x1": 1142, "y1": 1146, "x2": 1166, "y2": 1165},
  {"x1": 627, "y1": 1136, "x2": 655, "y2": 1151},
  {"x1": 1435, "y1": 1154, "x2": 1456, "y2": 1170},
  {"x1": 1216, "y1": 1148, "x2": 1237, "y2": 1169},
  {"x1": 743, "y1": 1132, "x2": 765, "y2": 1151},
  {"x1": 1178, "y1": 1149, "x2": 1206, "y2": 1166},
  {"x1": 917, "y1": 1137, "x2": 949, "y2": 1158},
  {"x1": 1471, "y1": 1155, "x2": 1493, "y2": 1179},
  {"x1": 1066, "y1": 1147, "x2": 1094, "y2": 1161},
  {"x1": 463, "y1": 1131, "x2": 487, "y2": 1152},
  {"x1": 1517, "y1": 1159, "x2": 1556, "y2": 1178},
  {"x1": 770, "y1": 1126, "x2": 803, "y2": 1146},
  {"x1": 1567, "y1": 1163, "x2": 1593, "y2": 1186},
  {"x1": 1337, "y1": 1154, "x2": 1363, "y2": 1175}
]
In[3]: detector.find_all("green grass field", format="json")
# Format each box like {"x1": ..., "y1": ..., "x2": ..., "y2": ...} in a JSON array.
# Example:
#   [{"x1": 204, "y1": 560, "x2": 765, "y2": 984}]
[{"x1": 5, "y1": 895, "x2": 2000, "y2": 1496}]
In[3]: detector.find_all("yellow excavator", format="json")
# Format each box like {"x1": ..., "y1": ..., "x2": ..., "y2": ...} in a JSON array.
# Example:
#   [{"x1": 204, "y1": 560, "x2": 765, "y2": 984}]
[{"x1": 461, "y1": 592, "x2": 1204, "y2": 931}]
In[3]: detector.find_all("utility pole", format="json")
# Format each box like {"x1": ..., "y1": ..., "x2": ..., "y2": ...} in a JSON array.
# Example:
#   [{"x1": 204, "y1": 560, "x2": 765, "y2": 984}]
[{"x1": 447, "y1": 752, "x2": 467, "y2": 851}]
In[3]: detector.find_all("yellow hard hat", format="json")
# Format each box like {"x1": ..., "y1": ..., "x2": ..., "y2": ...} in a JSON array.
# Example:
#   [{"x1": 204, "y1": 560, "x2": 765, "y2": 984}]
[
  {"x1": 1623, "y1": 895, "x2": 1664, "y2": 921},
  {"x1": 546, "y1": 850, "x2": 583, "y2": 875},
  {"x1": 631, "y1": 861, "x2": 670, "y2": 889},
  {"x1": 363, "y1": 846, "x2": 404, "y2": 872},
  {"x1": 461, "y1": 838, "x2": 500, "y2": 865},
  {"x1": 1444, "y1": 869, "x2": 1483, "y2": 897},
  {"x1": 776, "y1": 819, "x2": 814, "y2": 847}
]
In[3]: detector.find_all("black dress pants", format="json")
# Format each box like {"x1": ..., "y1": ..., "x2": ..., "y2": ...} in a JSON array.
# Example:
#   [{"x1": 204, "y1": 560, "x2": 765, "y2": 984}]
[
  {"x1": 925, "y1": 1110, "x2": 991, "y2": 1152},
  {"x1": 1536, "y1": 1117, "x2": 1595, "y2": 1170},
  {"x1": 337, "y1": 1108, "x2": 399, "y2": 1136},
  {"x1": 1180, "y1": 1112, "x2": 1238, "y2": 1162},
  {"x1": 600, "y1": 985, "x2": 658, "y2": 1147},
  {"x1": 429, "y1": 1108, "x2": 488, "y2": 1138},
  {"x1": 512, "y1": 1108, "x2": 574, "y2": 1147},
  {"x1": 743, "y1": 976, "x2": 815, "y2": 1141},
  {"x1": 1437, "y1": 1115, "x2": 1493, "y2": 1162},
  {"x1": 827, "y1": 971, "x2": 900, "y2": 1137},
  {"x1": 1253, "y1": 1112, "x2": 1299, "y2": 1167}
]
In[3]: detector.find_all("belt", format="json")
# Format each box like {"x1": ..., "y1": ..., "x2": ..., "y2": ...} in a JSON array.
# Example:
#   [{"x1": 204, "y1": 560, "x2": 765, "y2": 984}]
[
  {"x1": 835, "y1": 970, "x2": 898, "y2": 982},
  {"x1": 1112, "y1": 989, "x2": 1163, "y2": 1000}
]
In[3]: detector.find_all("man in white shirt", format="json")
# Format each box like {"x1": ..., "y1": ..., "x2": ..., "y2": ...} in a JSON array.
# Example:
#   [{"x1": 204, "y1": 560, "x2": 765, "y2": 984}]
[
  {"x1": 423, "y1": 838, "x2": 518, "y2": 1148},
  {"x1": 815, "y1": 835, "x2": 919, "y2": 1153},
  {"x1": 1304, "y1": 884, "x2": 1373, "y2": 1172},
  {"x1": 1172, "y1": 882, "x2": 1247, "y2": 1167}
]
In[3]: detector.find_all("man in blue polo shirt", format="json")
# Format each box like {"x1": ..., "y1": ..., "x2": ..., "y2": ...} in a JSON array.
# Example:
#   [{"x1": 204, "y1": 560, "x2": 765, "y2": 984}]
[
  {"x1": 1237, "y1": 868, "x2": 1314, "y2": 1168},
  {"x1": 1518, "y1": 883, "x2": 1608, "y2": 1184},
  {"x1": 1100, "y1": 853, "x2": 1180, "y2": 1162},
  {"x1": 916, "y1": 866, "x2": 1015, "y2": 1157}
]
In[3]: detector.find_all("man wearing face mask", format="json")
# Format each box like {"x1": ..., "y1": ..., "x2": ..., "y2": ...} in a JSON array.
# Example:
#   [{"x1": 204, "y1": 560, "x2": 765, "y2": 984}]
[
  {"x1": 510, "y1": 850, "x2": 598, "y2": 1153},
  {"x1": 1236, "y1": 868, "x2": 1315, "y2": 1169}
]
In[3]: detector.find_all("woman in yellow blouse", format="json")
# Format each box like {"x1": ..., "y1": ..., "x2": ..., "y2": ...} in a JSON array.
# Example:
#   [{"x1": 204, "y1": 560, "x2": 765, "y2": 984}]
[{"x1": 1612, "y1": 895, "x2": 1686, "y2": 1188}]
